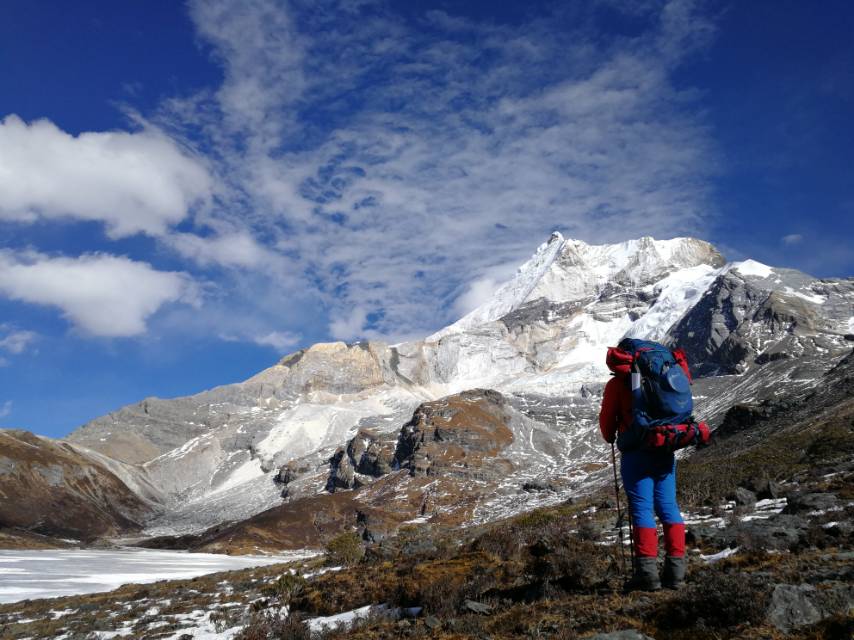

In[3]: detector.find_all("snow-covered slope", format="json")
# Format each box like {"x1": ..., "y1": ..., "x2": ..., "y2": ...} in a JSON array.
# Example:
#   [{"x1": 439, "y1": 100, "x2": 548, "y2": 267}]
[
  {"x1": 59, "y1": 234, "x2": 854, "y2": 539},
  {"x1": 430, "y1": 233, "x2": 723, "y2": 340}
]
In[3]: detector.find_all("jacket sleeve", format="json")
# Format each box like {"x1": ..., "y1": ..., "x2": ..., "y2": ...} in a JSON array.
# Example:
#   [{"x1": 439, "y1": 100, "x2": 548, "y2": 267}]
[{"x1": 599, "y1": 378, "x2": 618, "y2": 444}]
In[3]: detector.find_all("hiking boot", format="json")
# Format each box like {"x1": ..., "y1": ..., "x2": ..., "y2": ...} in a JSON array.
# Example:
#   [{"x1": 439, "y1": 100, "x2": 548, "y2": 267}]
[
  {"x1": 624, "y1": 557, "x2": 661, "y2": 592},
  {"x1": 661, "y1": 555, "x2": 686, "y2": 590}
]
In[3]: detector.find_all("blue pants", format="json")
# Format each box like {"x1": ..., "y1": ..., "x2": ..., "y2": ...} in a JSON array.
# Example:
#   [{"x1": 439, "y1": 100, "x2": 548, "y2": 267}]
[{"x1": 621, "y1": 450, "x2": 683, "y2": 528}]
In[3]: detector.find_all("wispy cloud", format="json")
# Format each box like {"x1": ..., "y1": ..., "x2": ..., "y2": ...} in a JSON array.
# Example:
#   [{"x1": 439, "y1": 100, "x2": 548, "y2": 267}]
[
  {"x1": 0, "y1": 0, "x2": 722, "y2": 348},
  {"x1": 158, "y1": 0, "x2": 720, "y2": 342},
  {"x1": 0, "y1": 325, "x2": 37, "y2": 355},
  {"x1": 781, "y1": 233, "x2": 803, "y2": 245},
  {"x1": 0, "y1": 400, "x2": 12, "y2": 419}
]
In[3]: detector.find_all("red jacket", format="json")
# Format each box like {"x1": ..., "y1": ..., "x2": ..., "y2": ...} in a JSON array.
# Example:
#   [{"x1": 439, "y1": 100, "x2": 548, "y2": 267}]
[
  {"x1": 599, "y1": 375, "x2": 632, "y2": 443},
  {"x1": 599, "y1": 347, "x2": 633, "y2": 444}
]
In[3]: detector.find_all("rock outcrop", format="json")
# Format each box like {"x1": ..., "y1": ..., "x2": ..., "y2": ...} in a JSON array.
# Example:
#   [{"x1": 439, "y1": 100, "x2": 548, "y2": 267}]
[{"x1": 393, "y1": 389, "x2": 514, "y2": 481}]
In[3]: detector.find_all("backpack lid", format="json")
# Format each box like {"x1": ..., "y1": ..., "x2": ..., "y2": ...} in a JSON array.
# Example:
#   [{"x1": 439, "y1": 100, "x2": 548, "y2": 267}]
[{"x1": 606, "y1": 346, "x2": 633, "y2": 376}]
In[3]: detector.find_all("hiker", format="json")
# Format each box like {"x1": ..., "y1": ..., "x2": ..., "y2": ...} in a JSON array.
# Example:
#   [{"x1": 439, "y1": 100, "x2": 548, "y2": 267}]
[{"x1": 599, "y1": 339, "x2": 707, "y2": 591}]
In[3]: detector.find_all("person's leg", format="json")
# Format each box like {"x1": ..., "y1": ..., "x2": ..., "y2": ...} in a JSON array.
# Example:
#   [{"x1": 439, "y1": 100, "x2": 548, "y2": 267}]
[
  {"x1": 653, "y1": 455, "x2": 686, "y2": 589},
  {"x1": 622, "y1": 452, "x2": 658, "y2": 557},
  {"x1": 622, "y1": 452, "x2": 661, "y2": 591}
]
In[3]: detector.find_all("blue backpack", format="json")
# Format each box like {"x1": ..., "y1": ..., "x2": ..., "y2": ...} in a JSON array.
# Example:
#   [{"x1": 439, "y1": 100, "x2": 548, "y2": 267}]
[{"x1": 616, "y1": 338, "x2": 695, "y2": 452}]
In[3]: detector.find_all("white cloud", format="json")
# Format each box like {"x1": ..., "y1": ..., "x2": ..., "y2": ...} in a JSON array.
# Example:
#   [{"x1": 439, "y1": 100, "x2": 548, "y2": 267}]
[
  {"x1": 167, "y1": 231, "x2": 272, "y2": 268},
  {"x1": 0, "y1": 400, "x2": 11, "y2": 419},
  {"x1": 782, "y1": 233, "x2": 803, "y2": 245},
  {"x1": 0, "y1": 115, "x2": 212, "y2": 238},
  {"x1": 0, "y1": 251, "x2": 199, "y2": 337},
  {"x1": 0, "y1": 325, "x2": 37, "y2": 354},
  {"x1": 329, "y1": 307, "x2": 369, "y2": 341},
  {"x1": 252, "y1": 331, "x2": 302, "y2": 351}
]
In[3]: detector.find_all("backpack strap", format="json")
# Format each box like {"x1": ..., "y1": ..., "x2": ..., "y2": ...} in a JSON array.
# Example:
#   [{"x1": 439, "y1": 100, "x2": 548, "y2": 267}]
[{"x1": 671, "y1": 348, "x2": 692, "y2": 382}]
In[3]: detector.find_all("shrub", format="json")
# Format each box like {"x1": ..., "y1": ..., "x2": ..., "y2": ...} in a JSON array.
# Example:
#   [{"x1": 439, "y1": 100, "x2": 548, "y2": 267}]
[
  {"x1": 393, "y1": 554, "x2": 498, "y2": 617},
  {"x1": 524, "y1": 534, "x2": 612, "y2": 594},
  {"x1": 325, "y1": 531, "x2": 365, "y2": 566},
  {"x1": 655, "y1": 569, "x2": 770, "y2": 630},
  {"x1": 261, "y1": 572, "x2": 307, "y2": 603},
  {"x1": 236, "y1": 610, "x2": 311, "y2": 640}
]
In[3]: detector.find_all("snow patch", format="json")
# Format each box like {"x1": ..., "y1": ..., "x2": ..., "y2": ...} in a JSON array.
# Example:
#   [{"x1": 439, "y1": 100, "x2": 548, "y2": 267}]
[
  {"x1": 783, "y1": 287, "x2": 826, "y2": 305},
  {"x1": 624, "y1": 264, "x2": 719, "y2": 341},
  {"x1": 208, "y1": 457, "x2": 265, "y2": 496},
  {"x1": 732, "y1": 259, "x2": 773, "y2": 279},
  {"x1": 307, "y1": 603, "x2": 421, "y2": 633},
  {"x1": 701, "y1": 547, "x2": 739, "y2": 563},
  {"x1": 256, "y1": 393, "x2": 408, "y2": 466}
]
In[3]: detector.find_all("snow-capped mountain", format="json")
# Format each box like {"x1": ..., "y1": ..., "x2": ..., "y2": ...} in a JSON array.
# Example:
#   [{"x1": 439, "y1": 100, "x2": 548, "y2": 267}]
[{"x1": 27, "y1": 234, "x2": 852, "y2": 544}]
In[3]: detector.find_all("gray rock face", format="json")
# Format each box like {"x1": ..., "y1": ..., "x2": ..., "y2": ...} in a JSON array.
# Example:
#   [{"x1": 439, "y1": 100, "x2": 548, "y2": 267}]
[
  {"x1": 669, "y1": 268, "x2": 854, "y2": 379},
  {"x1": 347, "y1": 430, "x2": 395, "y2": 477},
  {"x1": 326, "y1": 448, "x2": 356, "y2": 492}
]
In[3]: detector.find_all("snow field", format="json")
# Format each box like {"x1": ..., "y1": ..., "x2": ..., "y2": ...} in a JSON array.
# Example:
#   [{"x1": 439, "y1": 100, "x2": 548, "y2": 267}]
[{"x1": 0, "y1": 549, "x2": 317, "y2": 604}]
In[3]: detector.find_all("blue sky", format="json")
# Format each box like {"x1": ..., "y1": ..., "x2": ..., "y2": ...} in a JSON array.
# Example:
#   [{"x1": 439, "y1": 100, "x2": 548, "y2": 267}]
[{"x1": 1, "y1": 0, "x2": 852, "y2": 437}]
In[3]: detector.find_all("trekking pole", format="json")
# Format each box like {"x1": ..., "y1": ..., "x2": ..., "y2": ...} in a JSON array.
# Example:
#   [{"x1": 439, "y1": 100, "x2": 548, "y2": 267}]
[
  {"x1": 627, "y1": 509, "x2": 636, "y2": 568},
  {"x1": 610, "y1": 442, "x2": 627, "y2": 576}
]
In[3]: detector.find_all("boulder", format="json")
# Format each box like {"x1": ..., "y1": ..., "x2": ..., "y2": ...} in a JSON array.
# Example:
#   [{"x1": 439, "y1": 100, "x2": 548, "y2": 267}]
[
  {"x1": 768, "y1": 584, "x2": 823, "y2": 633},
  {"x1": 746, "y1": 476, "x2": 782, "y2": 500},
  {"x1": 783, "y1": 492, "x2": 839, "y2": 513},
  {"x1": 274, "y1": 461, "x2": 307, "y2": 486},
  {"x1": 733, "y1": 487, "x2": 757, "y2": 508},
  {"x1": 766, "y1": 583, "x2": 854, "y2": 634},
  {"x1": 716, "y1": 404, "x2": 773, "y2": 437},
  {"x1": 734, "y1": 514, "x2": 808, "y2": 551},
  {"x1": 464, "y1": 599, "x2": 492, "y2": 614},
  {"x1": 522, "y1": 480, "x2": 554, "y2": 493},
  {"x1": 693, "y1": 513, "x2": 809, "y2": 552}
]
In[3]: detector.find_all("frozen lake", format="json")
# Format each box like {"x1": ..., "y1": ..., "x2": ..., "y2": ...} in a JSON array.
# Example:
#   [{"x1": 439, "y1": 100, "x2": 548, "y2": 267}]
[{"x1": 0, "y1": 548, "x2": 316, "y2": 603}]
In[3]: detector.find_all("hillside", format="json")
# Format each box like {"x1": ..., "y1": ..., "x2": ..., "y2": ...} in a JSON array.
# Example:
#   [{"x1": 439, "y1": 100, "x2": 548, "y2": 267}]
[
  {"x1": 0, "y1": 430, "x2": 153, "y2": 541},
  {"x1": 1, "y1": 351, "x2": 851, "y2": 637}
]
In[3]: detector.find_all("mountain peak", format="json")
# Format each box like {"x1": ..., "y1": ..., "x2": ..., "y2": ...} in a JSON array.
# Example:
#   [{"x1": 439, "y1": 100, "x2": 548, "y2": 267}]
[{"x1": 433, "y1": 235, "x2": 724, "y2": 339}]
